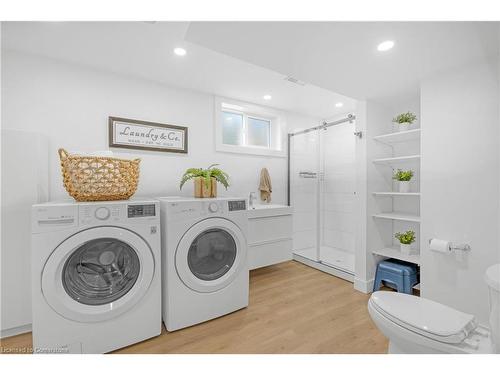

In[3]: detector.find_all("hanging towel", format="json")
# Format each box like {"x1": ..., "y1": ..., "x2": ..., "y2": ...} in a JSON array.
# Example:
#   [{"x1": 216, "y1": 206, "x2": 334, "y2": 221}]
[{"x1": 259, "y1": 168, "x2": 272, "y2": 203}]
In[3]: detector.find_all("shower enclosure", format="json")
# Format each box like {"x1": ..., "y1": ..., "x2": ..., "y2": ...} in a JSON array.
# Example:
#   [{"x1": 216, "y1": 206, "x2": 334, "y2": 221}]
[{"x1": 288, "y1": 114, "x2": 358, "y2": 281}]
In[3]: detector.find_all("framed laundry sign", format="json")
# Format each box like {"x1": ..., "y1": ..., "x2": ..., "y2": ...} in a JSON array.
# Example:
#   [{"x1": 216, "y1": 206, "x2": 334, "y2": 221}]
[{"x1": 108, "y1": 117, "x2": 188, "y2": 154}]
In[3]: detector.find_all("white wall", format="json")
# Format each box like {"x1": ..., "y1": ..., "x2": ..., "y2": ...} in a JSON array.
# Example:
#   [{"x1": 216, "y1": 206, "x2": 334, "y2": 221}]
[
  {"x1": 421, "y1": 58, "x2": 500, "y2": 325},
  {"x1": 2, "y1": 50, "x2": 317, "y2": 204}
]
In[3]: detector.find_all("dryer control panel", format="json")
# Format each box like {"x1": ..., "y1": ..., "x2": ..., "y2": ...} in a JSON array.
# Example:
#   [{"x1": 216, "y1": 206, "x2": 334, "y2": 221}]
[{"x1": 228, "y1": 200, "x2": 246, "y2": 211}]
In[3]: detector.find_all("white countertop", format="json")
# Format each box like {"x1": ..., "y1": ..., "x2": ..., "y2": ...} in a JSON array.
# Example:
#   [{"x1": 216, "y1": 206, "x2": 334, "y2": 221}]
[{"x1": 247, "y1": 204, "x2": 293, "y2": 218}]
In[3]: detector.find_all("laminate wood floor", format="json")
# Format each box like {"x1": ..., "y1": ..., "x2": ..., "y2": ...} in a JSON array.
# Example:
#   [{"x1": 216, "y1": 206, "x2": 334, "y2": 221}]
[{"x1": 0, "y1": 261, "x2": 388, "y2": 354}]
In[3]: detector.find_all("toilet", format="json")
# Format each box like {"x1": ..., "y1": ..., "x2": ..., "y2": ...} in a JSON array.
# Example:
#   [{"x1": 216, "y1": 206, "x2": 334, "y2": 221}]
[{"x1": 368, "y1": 264, "x2": 500, "y2": 354}]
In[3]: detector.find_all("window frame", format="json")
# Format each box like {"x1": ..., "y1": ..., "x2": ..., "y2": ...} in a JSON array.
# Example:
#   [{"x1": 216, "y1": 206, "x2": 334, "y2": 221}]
[{"x1": 215, "y1": 97, "x2": 286, "y2": 157}]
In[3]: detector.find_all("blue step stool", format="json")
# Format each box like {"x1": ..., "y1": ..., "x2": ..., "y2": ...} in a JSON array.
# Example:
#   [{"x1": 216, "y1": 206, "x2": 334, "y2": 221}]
[{"x1": 373, "y1": 259, "x2": 418, "y2": 294}]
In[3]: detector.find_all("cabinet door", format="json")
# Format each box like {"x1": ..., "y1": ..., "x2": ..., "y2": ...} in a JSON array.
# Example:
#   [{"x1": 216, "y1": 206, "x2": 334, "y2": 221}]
[{"x1": 1, "y1": 130, "x2": 48, "y2": 336}]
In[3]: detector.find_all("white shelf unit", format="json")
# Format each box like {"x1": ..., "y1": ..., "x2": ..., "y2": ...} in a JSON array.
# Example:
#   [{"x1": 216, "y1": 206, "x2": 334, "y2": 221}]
[
  {"x1": 372, "y1": 154, "x2": 421, "y2": 166},
  {"x1": 372, "y1": 212, "x2": 420, "y2": 223},
  {"x1": 372, "y1": 246, "x2": 421, "y2": 265},
  {"x1": 370, "y1": 123, "x2": 422, "y2": 294},
  {"x1": 373, "y1": 192, "x2": 420, "y2": 197},
  {"x1": 373, "y1": 129, "x2": 421, "y2": 145}
]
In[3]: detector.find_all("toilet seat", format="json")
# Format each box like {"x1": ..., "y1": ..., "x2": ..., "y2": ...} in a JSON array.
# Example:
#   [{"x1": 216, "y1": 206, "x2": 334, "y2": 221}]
[{"x1": 370, "y1": 291, "x2": 478, "y2": 344}]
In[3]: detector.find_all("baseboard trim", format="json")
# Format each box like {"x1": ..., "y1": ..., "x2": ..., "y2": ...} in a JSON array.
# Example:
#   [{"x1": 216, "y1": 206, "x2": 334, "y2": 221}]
[
  {"x1": 1, "y1": 323, "x2": 32, "y2": 339},
  {"x1": 354, "y1": 277, "x2": 374, "y2": 294},
  {"x1": 292, "y1": 254, "x2": 354, "y2": 283}
]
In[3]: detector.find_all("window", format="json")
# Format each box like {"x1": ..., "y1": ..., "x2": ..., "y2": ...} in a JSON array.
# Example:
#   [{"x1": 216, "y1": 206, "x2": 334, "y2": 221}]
[
  {"x1": 222, "y1": 111, "x2": 271, "y2": 148},
  {"x1": 247, "y1": 116, "x2": 270, "y2": 147},
  {"x1": 222, "y1": 112, "x2": 244, "y2": 146},
  {"x1": 216, "y1": 97, "x2": 286, "y2": 157}
]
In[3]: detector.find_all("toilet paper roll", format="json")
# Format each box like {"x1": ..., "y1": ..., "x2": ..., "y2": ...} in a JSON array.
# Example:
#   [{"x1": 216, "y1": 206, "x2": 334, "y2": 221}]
[{"x1": 429, "y1": 239, "x2": 451, "y2": 253}]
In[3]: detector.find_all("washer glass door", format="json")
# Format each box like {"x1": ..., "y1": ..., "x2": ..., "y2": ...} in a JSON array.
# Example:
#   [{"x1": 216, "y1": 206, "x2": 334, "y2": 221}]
[
  {"x1": 62, "y1": 238, "x2": 141, "y2": 305},
  {"x1": 42, "y1": 226, "x2": 155, "y2": 322}
]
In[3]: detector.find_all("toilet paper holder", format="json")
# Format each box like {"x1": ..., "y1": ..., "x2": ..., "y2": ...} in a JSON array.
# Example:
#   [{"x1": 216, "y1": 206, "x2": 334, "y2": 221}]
[{"x1": 428, "y1": 239, "x2": 471, "y2": 252}]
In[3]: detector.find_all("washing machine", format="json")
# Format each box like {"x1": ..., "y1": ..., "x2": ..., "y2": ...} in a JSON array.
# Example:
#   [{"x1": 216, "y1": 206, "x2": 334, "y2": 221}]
[
  {"x1": 31, "y1": 198, "x2": 161, "y2": 353},
  {"x1": 158, "y1": 197, "x2": 248, "y2": 331}
]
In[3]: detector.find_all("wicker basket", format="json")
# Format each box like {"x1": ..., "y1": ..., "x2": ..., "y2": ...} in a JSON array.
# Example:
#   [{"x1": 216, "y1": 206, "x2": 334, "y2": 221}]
[{"x1": 58, "y1": 148, "x2": 140, "y2": 202}]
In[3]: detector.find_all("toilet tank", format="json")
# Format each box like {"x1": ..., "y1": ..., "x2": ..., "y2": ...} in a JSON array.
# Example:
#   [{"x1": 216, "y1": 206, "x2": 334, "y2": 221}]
[{"x1": 485, "y1": 264, "x2": 500, "y2": 353}]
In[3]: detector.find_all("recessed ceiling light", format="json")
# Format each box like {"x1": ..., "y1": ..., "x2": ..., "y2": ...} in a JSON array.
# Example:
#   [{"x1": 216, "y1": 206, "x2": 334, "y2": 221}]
[
  {"x1": 377, "y1": 40, "x2": 394, "y2": 52},
  {"x1": 263, "y1": 95, "x2": 272, "y2": 100},
  {"x1": 173, "y1": 47, "x2": 187, "y2": 56},
  {"x1": 335, "y1": 102, "x2": 344, "y2": 108}
]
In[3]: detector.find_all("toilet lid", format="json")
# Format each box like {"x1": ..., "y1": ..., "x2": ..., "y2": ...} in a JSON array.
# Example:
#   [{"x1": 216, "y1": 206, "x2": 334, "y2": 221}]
[
  {"x1": 370, "y1": 291, "x2": 478, "y2": 344},
  {"x1": 485, "y1": 264, "x2": 500, "y2": 292}
]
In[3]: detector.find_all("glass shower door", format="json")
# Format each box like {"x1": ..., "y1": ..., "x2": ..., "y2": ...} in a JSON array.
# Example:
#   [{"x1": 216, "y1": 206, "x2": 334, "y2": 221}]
[
  {"x1": 290, "y1": 130, "x2": 320, "y2": 262},
  {"x1": 319, "y1": 121, "x2": 356, "y2": 274}
]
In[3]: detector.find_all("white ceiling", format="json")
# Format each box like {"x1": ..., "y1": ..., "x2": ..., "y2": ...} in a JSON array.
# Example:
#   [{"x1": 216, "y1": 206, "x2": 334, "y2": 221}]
[
  {"x1": 185, "y1": 22, "x2": 500, "y2": 101},
  {"x1": 3, "y1": 22, "x2": 497, "y2": 116},
  {"x1": 1, "y1": 22, "x2": 356, "y2": 119}
]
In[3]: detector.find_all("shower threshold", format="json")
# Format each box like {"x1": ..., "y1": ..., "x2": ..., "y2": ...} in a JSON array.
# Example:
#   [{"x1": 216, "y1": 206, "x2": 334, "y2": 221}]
[{"x1": 293, "y1": 246, "x2": 354, "y2": 283}]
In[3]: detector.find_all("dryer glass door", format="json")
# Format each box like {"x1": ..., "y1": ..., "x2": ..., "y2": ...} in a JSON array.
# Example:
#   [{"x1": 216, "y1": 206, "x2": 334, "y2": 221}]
[
  {"x1": 175, "y1": 217, "x2": 247, "y2": 293},
  {"x1": 187, "y1": 229, "x2": 237, "y2": 281}
]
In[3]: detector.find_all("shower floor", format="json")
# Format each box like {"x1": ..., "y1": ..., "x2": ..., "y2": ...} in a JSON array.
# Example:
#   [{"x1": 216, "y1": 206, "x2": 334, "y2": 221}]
[{"x1": 293, "y1": 246, "x2": 355, "y2": 274}]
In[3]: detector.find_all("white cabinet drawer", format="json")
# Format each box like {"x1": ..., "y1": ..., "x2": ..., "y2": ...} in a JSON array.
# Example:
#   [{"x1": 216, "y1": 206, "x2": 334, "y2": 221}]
[
  {"x1": 249, "y1": 240, "x2": 292, "y2": 270},
  {"x1": 248, "y1": 215, "x2": 292, "y2": 245}
]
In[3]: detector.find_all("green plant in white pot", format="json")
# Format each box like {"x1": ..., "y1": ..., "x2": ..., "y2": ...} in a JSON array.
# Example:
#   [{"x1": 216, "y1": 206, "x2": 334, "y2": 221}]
[
  {"x1": 393, "y1": 169, "x2": 413, "y2": 193},
  {"x1": 395, "y1": 230, "x2": 416, "y2": 255},
  {"x1": 392, "y1": 111, "x2": 417, "y2": 132}
]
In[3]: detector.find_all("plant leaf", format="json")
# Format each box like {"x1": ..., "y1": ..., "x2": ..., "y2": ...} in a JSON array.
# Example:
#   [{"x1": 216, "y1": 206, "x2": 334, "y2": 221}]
[
  {"x1": 206, "y1": 163, "x2": 220, "y2": 170},
  {"x1": 179, "y1": 168, "x2": 203, "y2": 189},
  {"x1": 210, "y1": 168, "x2": 230, "y2": 189},
  {"x1": 180, "y1": 165, "x2": 229, "y2": 191}
]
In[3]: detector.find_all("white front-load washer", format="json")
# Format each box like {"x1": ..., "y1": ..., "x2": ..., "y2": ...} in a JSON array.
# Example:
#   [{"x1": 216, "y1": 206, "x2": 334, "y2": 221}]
[
  {"x1": 31, "y1": 198, "x2": 161, "y2": 353},
  {"x1": 158, "y1": 197, "x2": 248, "y2": 331}
]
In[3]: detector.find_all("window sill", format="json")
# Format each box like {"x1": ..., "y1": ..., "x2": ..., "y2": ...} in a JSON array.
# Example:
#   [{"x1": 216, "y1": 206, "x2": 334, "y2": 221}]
[{"x1": 216, "y1": 144, "x2": 286, "y2": 158}]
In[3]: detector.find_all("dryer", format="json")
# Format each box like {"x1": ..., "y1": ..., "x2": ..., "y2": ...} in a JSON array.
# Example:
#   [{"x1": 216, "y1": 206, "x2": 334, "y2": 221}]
[
  {"x1": 31, "y1": 198, "x2": 161, "y2": 353},
  {"x1": 158, "y1": 197, "x2": 248, "y2": 331}
]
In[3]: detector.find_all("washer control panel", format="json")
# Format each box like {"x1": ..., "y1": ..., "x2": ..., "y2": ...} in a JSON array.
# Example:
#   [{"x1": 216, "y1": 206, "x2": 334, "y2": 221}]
[
  {"x1": 127, "y1": 204, "x2": 156, "y2": 218},
  {"x1": 78, "y1": 202, "x2": 158, "y2": 225},
  {"x1": 32, "y1": 201, "x2": 160, "y2": 231},
  {"x1": 94, "y1": 207, "x2": 111, "y2": 220},
  {"x1": 80, "y1": 204, "x2": 121, "y2": 224}
]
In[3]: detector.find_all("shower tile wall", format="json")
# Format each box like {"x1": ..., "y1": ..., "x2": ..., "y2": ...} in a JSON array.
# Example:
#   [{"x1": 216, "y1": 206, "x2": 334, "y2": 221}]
[
  {"x1": 321, "y1": 123, "x2": 356, "y2": 254},
  {"x1": 290, "y1": 132, "x2": 318, "y2": 251}
]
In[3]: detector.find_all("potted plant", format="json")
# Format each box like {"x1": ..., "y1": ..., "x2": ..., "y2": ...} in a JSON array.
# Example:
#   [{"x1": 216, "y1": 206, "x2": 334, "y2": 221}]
[
  {"x1": 179, "y1": 164, "x2": 229, "y2": 198},
  {"x1": 392, "y1": 169, "x2": 413, "y2": 193},
  {"x1": 395, "y1": 230, "x2": 416, "y2": 254},
  {"x1": 392, "y1": 111, "x2": 417, "y2": 132}
]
